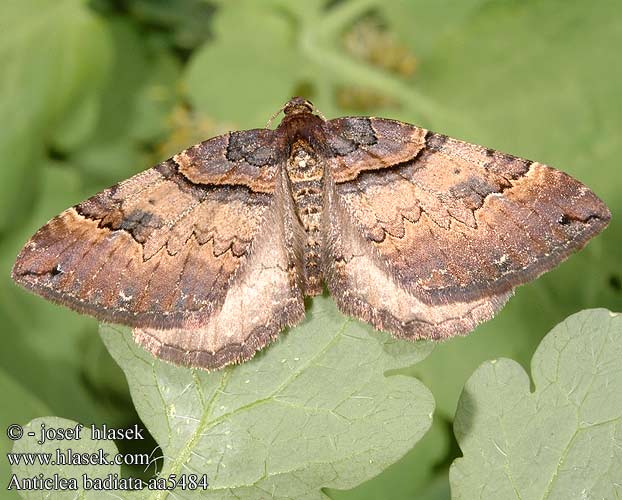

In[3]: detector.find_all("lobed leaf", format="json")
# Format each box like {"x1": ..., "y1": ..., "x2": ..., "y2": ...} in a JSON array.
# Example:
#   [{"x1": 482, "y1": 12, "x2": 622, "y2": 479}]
[{"x1": 451, "y1": 309, "x2": 622, "y2": 499}]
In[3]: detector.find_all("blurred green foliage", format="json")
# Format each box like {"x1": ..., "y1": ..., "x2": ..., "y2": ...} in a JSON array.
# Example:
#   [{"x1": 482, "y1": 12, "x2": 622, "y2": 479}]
[{"x1": 0, "y1": 0, "x2": 620, "y2": 498}]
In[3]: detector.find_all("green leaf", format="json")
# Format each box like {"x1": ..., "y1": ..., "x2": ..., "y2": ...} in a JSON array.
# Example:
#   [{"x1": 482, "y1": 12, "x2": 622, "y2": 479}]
[
  {"x1": 382, "y1": 0, "x2": 489, "y2": 58},
  {"x1": 10, "y1": 417, "x2": 121, "y2": 500},
  {"x1": 450, "y1": 309, "x2": 622, "y2": 499},
  {"x1": 327, "y1": 416, "x2": 450, "y2": 500},
  {"x1": 128, "y1": 49, "x2": 181, "y2": 144},
  {"x1": 100, "y1": 295, "x2": 435, "y2": 499},
  {"x1": 120, "y1": 0, "x2": 217, "y2": 51}
]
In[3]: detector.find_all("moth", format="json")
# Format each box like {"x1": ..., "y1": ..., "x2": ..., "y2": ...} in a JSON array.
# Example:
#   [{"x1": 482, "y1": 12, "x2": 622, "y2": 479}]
[{"x1": 12, "y1": 97, "x2": 610, "y2": 370}]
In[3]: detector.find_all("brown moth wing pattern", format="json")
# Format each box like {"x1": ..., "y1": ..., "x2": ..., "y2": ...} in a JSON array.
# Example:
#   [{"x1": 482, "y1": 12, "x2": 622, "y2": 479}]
[
  {"x1": 325, "y1": 116, "x2": 427, "y2": 182},
  {"x1": 323, "y1": 117, "x2": 610, "y2": 339},
  {"x1": 12, "y1": 130, "x2": 306, "y2": 369},
  {"x1": 174, "y1": 128, "x2": 280, "y2": 192}
]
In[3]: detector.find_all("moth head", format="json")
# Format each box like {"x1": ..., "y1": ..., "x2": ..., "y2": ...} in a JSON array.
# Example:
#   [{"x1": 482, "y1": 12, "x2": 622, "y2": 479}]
[{"x1": 283, "y1": 97, "x2": 314, "y2": 116}]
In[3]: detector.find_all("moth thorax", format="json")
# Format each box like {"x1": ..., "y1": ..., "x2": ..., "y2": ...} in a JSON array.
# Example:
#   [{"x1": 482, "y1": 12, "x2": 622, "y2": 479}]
[{"x1": 287, "y1": 143, "x2": 323, "y2": 183}]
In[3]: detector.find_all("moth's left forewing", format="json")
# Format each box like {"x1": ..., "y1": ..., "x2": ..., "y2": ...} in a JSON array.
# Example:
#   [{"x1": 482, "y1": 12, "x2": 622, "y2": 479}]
[
  {"x1": 11, "y1": 134, "x2": 278, "y2": 329},
  {"x1": 322, "y1": 117, "x2": 610, "y2": 340}
]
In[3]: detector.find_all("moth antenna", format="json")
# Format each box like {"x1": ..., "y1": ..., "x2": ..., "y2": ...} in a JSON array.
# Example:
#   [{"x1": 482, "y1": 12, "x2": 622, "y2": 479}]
[
  {"x1": 265, "y1": 103, "x2": 286, "y2": 129},
  {"x1": 313, "y1": 105, "x2": 327, "y2": 121}
]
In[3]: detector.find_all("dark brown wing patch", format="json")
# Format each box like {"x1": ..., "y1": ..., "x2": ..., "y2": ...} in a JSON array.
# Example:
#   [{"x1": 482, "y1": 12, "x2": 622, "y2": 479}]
[
  {"x1": 326, "y1": 117, "x2": 427, "y2": 182},
  {"x1": 174, "y1": 129, "x2": 281, "y2": 192}
]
